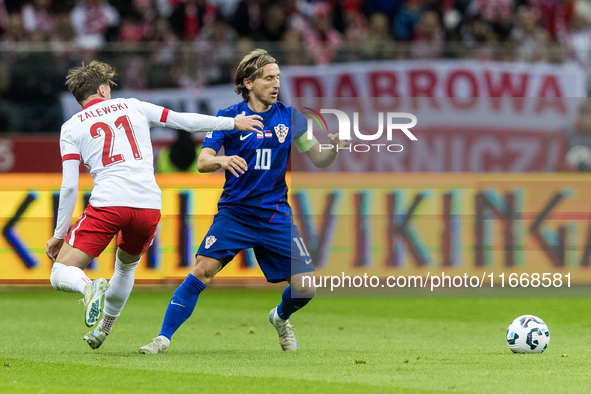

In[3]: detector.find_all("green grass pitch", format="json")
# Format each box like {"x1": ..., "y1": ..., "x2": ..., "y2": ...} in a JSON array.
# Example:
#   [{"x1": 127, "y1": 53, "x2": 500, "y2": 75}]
[{"x1": 1, "y1": 286, "x2": 591, "y2": 393}]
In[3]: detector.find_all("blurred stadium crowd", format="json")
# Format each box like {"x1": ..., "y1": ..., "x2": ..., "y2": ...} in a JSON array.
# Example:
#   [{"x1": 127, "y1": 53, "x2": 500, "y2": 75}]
[{"x1": 0, "y1": 0, "x2": 590, "y2": 132}]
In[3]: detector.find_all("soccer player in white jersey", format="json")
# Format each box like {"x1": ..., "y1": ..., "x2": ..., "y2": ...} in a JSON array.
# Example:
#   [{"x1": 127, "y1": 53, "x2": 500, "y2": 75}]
[{"x1": 46, "y1": 61, "x2": 263, "y2": 350}]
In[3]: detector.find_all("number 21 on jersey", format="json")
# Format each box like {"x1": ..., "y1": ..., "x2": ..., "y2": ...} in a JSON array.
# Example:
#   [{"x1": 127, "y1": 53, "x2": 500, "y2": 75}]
[{"x1": 90, "y1": 115, "x2": 142, "y2": 167}]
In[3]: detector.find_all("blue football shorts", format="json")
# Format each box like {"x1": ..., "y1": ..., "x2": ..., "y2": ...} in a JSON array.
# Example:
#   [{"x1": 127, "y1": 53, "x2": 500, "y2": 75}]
[{"x1": 196, "y1": 208, "x2": 315, "y2": 283}]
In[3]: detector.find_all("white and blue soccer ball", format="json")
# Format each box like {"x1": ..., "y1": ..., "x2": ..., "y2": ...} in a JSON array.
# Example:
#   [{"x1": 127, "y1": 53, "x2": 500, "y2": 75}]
[{"x1": 506, "y1": 315, "x2": 550, "y2": 354}]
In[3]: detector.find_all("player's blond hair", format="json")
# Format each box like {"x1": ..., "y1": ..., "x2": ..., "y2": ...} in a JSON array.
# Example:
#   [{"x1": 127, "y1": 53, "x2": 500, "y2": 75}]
[
  {"x1": 234, "y1": 49, "x2": 277, "y2": 100},
  {"x1": 65, "y1": 60, "x2": 117, "y2": 103}
]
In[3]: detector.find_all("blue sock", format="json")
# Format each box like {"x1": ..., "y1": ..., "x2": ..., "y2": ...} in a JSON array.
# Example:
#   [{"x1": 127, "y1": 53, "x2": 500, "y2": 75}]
[
  {"x1": 159, "y1": 273, "x2": 206, "y2": 340},
  {"x1": 276, "y1": 285, "x2": 312, "y2": 320}
]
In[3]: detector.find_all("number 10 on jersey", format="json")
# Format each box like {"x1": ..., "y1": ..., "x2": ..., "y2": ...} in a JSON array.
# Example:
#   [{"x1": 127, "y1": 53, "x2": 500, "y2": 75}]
[{"x1": 254, "y1": 148, "x2": 271, "y2": 170}]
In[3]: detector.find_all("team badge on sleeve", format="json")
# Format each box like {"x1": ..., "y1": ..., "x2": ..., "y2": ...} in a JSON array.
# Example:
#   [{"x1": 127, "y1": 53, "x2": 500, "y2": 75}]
[
  {"x1": 274, "y1": 124, "x2": 289, "y2": 143},
  {"x1": 205, "y1": 235, "x2": 217, "y2": 249}
]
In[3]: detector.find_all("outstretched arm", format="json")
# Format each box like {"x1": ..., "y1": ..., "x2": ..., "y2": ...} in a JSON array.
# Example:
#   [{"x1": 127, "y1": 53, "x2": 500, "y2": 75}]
[
  {"x1": 197, "y1": 147, "x2": 248, "y2": 178},
  {"x1": 136, "y1": 100, "x2": 264, "y2": 133},
  {"x1": 303, "y1": 133, "x2": 351, "y2": 169},
  {"x1": 165, "y1": 111, "x2": 263, "y2": 133},
  {"x1": 46, "y1": 158, "x2": 80, "y2": 261}
]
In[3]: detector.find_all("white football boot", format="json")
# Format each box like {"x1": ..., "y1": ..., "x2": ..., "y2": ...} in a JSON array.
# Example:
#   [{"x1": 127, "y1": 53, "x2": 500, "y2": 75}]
[
  {"x1": 82, "y1": 278, "x2": 109, "y2": 327},
  {"x1": 269, "y1": 307, "x2": 298, "y2": 351},
  {"x1": 138, "y1": 336, "x2": 170, "y2": 354},
  {"x1": 84, "y1": 325, "x2": 109, "y2": 349}
]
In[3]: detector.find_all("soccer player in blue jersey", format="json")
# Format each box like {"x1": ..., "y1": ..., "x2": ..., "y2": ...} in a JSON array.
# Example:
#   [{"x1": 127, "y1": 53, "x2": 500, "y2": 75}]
[{"x1": 139, "y1": 49, "x2": 350, "y2": 354}]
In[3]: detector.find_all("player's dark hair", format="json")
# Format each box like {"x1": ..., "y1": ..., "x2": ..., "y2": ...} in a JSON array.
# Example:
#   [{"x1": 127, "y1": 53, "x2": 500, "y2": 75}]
[
  {"x1": 234, "y1": 49, "x2": 277, "y2": 100},
  {"x1": 65, "y1": 60, "x2": 117, "y2": 103}
]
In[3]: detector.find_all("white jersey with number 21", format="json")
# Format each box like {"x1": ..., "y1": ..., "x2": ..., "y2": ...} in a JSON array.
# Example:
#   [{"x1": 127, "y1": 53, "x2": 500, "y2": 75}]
[{"x1": 60, "y1": 98, "x2": 167, "y2": 210}]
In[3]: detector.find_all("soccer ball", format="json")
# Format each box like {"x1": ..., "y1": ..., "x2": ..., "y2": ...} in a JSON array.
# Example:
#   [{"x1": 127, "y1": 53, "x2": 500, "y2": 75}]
[
  {"x1": 565, "y1": 145, "x2": 591, "y2": 167},
  {"x1": 506, "y1": 315, "x2": 550, "y2": 354}
]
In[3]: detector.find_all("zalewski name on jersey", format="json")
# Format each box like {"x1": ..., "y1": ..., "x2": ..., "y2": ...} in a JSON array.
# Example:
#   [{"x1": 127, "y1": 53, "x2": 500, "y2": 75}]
[{"x1": 76, "y1": 102, "x2": 130, "y2": 122}]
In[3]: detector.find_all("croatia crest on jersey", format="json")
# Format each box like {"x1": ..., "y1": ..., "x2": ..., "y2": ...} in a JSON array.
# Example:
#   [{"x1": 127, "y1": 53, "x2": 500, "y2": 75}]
[
  {"x1": 205, "y1": 235, "x2": 217, "y2": 249},
  {"x1": 274, "y1": 124, "x2": 289, "y2": 143}
]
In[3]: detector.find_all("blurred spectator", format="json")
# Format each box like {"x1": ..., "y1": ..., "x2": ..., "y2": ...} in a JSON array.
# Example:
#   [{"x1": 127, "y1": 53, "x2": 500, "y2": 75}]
[
  {"x1": 0, "y1": 0, "x2": 7, "y2": 35},
  {"x1": 442, "y1": 8, "x2": 462, "y2": 42},
  {"x1": 154, "y1": 0, "x2": 175, "y2": 17},
  {"x1": 284, "y1": 0, "x2": 308, "y2": 36},
  {"x1": 412, "y1": 9, "x2": 444, "y2": 59},
  {"x1": 49, "y1": 12, "x2": 76, "y2": 57},
  {"x1": 278, "y1": 29, "x2": 311, "y2": 65},
  {"x1": 336, "y1": 22, "x2": 364, "y2": 62},
  {"x1": 511, "y1": 7, "x2": 549, "y2": 62},
  {"x1": 118, "y1": 13, "x2": 143, "y2": 42},
  {"x1": 21, "y1": 0, "x2": 56, "y2": 34},
  {"x1": 560, "y1": 99, "x2": 591, "y2": 172},
  {"x1": 2, "y1": 12, "x2": 27, "y2": 45},
  {"x1": 467, "y1": 0, "x2": 514, "y2": 41},
  {"x1": 169, "y1": 0, "x2": 217, "y2": 41},
  {"x1": 467, "y1": 0, "x2": 513, "y2": 20},
  {"x1": 340, "y1": 0, "x2": 366, "y2": 36},
  {"x1": 0, "y1": 59, "x2": 21, "y2": 132},
  {"x1": 5, "y1": 29, "x2": 63, "y2": 132},
  {"x1": 334, "y1": 0, "x2": 366, "y2": 62},
  {"x1": 195, "y1": 16, "x2": 236, "y2": 84},
  {"x1": 70, "y1": 0, "x2": 120, "y2": 49},
  {"x1": 116, "y1": 2, "x2": 148, "y2": 89},
  {"x1": 234, "y1": 35, "x2": 255, "y2": 56},
  {"x1": 152, "y1": 14, "x2": 178, "y2": 46},
  {"x1": 232, "y1": 0, "x2": 264, "y2": 39},
  {"x1": 362, "y1": 0, "x2": 404, "y2": 18},
  {"x1": 53, "y1": 12, "x2": 75, "y2": 41},
  {"x1": 1, "y1": 12, "x2": 29, "y2": 64},
  {"x1": 132, "y1": 0, "x2": 158, "y2": 41},
  {"x1": 393, "y1": 0, "x2": 423, "y2": 41},
  {"x1": 560, "y1": 0, "x2": 591, "y2": 67},
  {"x1": 148, "y1": 16, "x2": 181, "y2": 88},
  {"x1": 300, "y1": 3, "x2": 342, "y2": 64},
  {"x1": 528, "y1": 0, "x2": 575, "y2": 41},
  {"x1": 259, "y1": 3, "x2": 287, "y2": 41},
  {"x1": 460, "y1": 14, "x2": 497, "y2": 59},
  {"x1": 122, "y1": 56, "x2": 149, "y2": 89},
  {"x1": 361, "y1": 12, "x2": 394, "y2": 60},
  {"x1": 209, "y1": 0, "x2": 241, "y2": 19}
]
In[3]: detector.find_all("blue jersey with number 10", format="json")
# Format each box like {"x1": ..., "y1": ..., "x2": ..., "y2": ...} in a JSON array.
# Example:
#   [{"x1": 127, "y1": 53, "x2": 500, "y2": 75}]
[{"x1": 203, "y1": 100, "x2": 307, "y2": 224}]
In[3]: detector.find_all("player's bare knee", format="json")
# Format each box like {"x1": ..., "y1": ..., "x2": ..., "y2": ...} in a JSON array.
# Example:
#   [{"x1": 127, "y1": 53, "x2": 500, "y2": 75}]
[
  {"x1": 291, "y1": 276, "x2": 316, "y2": 299},
  {"x1": 191, "y1": 256, "x2": 222, "y2": 285},
  {"x1": 290, "y1": 272, "x2": 316, "y2": 297},
  {"x1": 297, "y1": 284, "x2": 316, "y2": 299},
  {"x1": 190, "y1": 264, "x2": 211, "y2": 284}
]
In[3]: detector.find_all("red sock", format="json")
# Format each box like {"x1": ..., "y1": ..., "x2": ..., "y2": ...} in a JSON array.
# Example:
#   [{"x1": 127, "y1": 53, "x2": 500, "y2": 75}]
[{"x1": 99, "y1": 315, "x2": 116, "y2": 334}]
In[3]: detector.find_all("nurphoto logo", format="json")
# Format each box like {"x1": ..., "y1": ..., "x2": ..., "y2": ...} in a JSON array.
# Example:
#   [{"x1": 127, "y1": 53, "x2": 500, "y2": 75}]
[{"x1": 302, "y1": 107, "x2": 418, "y2": 153}]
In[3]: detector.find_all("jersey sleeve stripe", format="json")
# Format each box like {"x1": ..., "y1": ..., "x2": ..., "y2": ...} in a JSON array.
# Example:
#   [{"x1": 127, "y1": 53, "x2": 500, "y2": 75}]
[
  {"x1": 160, "y1": 108, "x2": 169, "y2": 123},
  {"x1": 62, "y1": 154, "x2": 81, "y2": 161}
]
